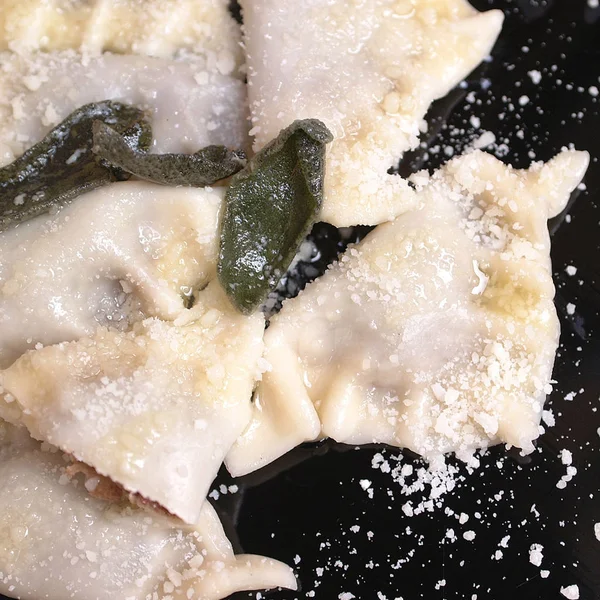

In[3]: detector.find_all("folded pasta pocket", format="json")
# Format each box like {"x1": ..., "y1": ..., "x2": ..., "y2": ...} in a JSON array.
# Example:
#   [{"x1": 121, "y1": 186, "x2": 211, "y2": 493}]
[
  {"x1": 241, "y1": 0, "x2": 504, "y2": 226},
  {"x1": 0, "y1": 281, "x2": 265, "y2": 525},
  {"x1": 0, "y1": 182, "x2": 224, "y2": 368},
  {"x1": 0, "y1": 420, "x2": 296, "y2": 600},
  {"x1": 0, "y1": 0, "x2": 242, "y2": 62},
  {"x1": 0, "y1": 50, "x2": 248, "y2": 165},
  {"x1": 227, "y1": 149, "x2": 589, "y2": 476}
]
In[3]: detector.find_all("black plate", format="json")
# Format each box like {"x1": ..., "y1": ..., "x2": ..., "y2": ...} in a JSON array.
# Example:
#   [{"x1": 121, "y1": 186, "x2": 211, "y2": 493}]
[
  {"x1": 3, "y1": 3, "x2": 598, "y2": 600},
  {"x1": 216, "y1": 2, "x2": 600, "y2": 599}
]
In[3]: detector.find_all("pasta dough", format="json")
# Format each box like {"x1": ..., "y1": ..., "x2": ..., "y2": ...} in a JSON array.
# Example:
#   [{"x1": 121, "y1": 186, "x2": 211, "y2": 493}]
[
  {"x1": 0, "y1": 182, "x2": 223, "y2": 369},
  {"x1": 0, "y1": 0, "x2": 242, "y2": 64},
  {"x1": 241, "y1": 0, "x2": 504, "y2": 226},
  {"x1": 226, "y1": 149, "x2": 589, "y2": 475},
  {"x1": 0, "y1": 420, "x2": 296, "y2": 600},
  {"x1": 0, "y1": 51, "x2": 248, "y2": 166},
  {"x1": 0, "y1": 11, "x2": 255, "y2": 526},
  {"x1": 0, "y1": 281, "x2": 265, "y2": 525}
]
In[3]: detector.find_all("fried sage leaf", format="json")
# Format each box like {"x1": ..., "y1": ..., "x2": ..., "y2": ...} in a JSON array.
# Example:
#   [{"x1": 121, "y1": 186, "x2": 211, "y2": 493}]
[
  {"x1": 92, "y1": 121, "x2": 246, "y2": 186},
  {"x1": 0, "y1": 101, "x2": 151, "y2": 232},
  {"x1": 218, "y1": 119, "x2": 333, "y2": 314}
]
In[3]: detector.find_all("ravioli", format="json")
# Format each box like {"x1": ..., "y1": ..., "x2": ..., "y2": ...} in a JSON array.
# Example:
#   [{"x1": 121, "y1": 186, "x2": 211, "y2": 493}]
[
  {"x1": 0, "y1": 420, "x2": 296, "y2": 600},
  {"x1": 0, "y1": 6, "x2": 259, "y2": 527},
  {"x1": 0, "y1": 182, "x2": 223, "y2": 369},
  {"x1": 242, "y1": 0, "x2": 504, "y2": 226},
  {"x1": 0, "y1": 51, "x2": 248, "y2": 166},
  {"x1": 226, "y1": 149, "x2": 590, "y2": 476},
  {"x1": 0, "y1": 281, "x2": 264, "y2": 525},
  {"x1": 0, "y1": 0, "x2": 242, "y2": 64}
]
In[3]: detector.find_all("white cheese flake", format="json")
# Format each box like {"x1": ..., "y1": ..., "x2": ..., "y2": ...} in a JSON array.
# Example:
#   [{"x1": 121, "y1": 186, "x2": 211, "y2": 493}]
[
  {"x1": 529, "y1": 543, "x2": 544, "y2": 567},
  {"x1": 560, "y1": 585, "x2": 580, "y2": 599}
]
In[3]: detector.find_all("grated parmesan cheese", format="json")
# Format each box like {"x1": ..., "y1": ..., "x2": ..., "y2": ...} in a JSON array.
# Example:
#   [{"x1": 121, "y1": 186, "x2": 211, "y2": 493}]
[
  {"x1": 241, "y1": 0, "x2": 503, "y2": 226},
  {"x1": 227, "y1": 149, "x2": 589, "y2": 476}
]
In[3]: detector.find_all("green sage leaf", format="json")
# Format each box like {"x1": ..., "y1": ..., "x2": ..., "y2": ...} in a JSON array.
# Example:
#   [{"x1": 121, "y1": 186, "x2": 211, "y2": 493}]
[
  {"x1": 92, "y1": 121, "x2": 246, "y2": 187},
  {"x1": 218, "y1": 119, "x2": 333, "y2": 314},
  {"x1": 0, "y1": 101, "x2": 151, "y2": 232}
]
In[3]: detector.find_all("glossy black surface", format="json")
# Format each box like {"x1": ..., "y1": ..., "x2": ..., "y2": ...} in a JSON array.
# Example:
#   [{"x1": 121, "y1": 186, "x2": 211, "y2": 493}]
[
  {"x1": 2, "y1": 3, "x2": 597, "y2": 600},
  {"x1": 216, "y1": 2, "x2": 600, "y2": 599}
]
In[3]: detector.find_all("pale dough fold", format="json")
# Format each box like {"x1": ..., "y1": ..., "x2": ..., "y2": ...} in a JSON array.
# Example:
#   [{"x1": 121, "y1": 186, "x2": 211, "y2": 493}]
[
  {"x1": 226, "y1": 149, "x2": 589, "y2": 476},
  {"x1": 0, "y1": 51, "x2": 248, "y2": 166},
  {"x1": 0, "y1": 0, "x2": 243, "y2": 65},
  {"x1": 242, "y1": 0, "x2": 504, "y2": 226},
  {"x1": 0, "y1": 420, "x2": 297, "y2": 600},
  {"x1": 0, "y1": 0, "x2": 260, "y2": 530},
  {"x1": 1, "y1": 281, "x2": 265, "y2": 525},
  {"x1": 0, "y1": 182, "x2": 224, "y2": 369}
]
